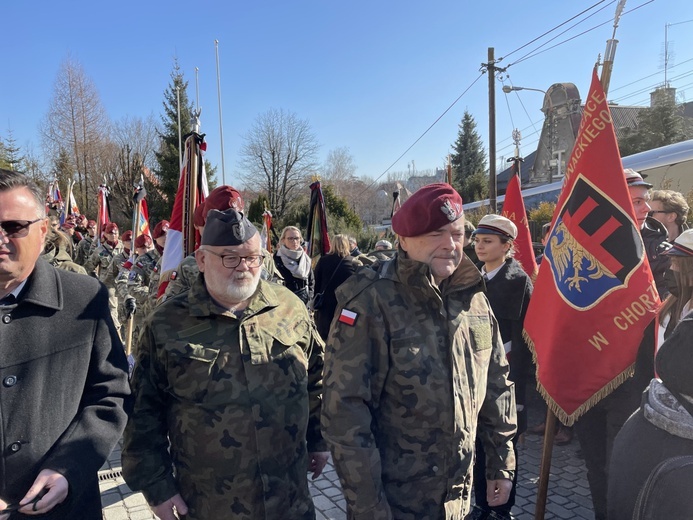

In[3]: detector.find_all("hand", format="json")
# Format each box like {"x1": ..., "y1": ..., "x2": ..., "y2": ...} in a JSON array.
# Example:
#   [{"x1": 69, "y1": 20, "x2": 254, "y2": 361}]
[
  {"x1": 486, "y1": 478, "x2": 513, "y2": 507},
  {"x1": 151, "y1": 494, "x2": 188, "y2": 520},
  {"x1": 125, "y1": 296, "x2": 137, "y2": 316},
  {"x1": 0, "y1": 498, "x2": 10, "y2": 520},
  {"x1": 18, "y1": 469, "x2": 68, "y2": 515},
  {"x1": 307, "y1": 451, "x2": 330, "y2": 480}
]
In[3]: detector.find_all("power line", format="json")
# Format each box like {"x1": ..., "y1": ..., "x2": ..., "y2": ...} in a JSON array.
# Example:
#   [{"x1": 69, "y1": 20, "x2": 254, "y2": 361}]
[
  {"x1": 356, "y1": 73, "x2": 485, "y2": 197},
  {"x1": 506, "y1": 1, "x2": 615, "y2": 67},
  {"x1": 499, "y1": 0, "x2": 612, "y2": 62}
]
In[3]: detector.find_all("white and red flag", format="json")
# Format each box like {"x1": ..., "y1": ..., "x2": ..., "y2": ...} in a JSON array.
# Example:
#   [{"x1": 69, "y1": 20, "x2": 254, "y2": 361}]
[{"x1": 157, "y1": 132, "x2": 209, "y2": 298}]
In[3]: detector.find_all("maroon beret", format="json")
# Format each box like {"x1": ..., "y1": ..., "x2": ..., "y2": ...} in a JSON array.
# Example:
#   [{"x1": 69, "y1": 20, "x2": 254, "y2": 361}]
[
  {"x1": 203, "y1": 186, "x2": 244, "y2": 223},
  {"x1": 121, "y1": 230, "x2": 133, "y2": 241},
  {"x1": 135, "y1": 234, "x2": 153, "y2": 249},
  {"x1": 193, "y1": 203, "x2": 207, "y2": 227},
  {"x1": 152, "y1": 220, "x2": 169, "y2": 239},
  {"x1": 61, "y1": 222, "x2": 75, "y2": 230},
  {"x1": 392, "y1": 183, "x2": 464, "y2": 237},
  {"x1": 87, "y1": 220, "x2": 97, "y2": 227},
  {"x1": 104, "y1": 222, "x2": 119, "y2": 233}
]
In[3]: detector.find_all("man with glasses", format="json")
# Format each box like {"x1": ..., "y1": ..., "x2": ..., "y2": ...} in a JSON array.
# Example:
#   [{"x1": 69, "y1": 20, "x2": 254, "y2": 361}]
[
  {"x1": 0, "y1": 169, "x2": 130, "y2": 518},
  {"x1": 649, "y1": 189, "x2": 689, "y2": 241},
  {"x1": 123, "y1": 208, "x2": 328, "y2": 520}
]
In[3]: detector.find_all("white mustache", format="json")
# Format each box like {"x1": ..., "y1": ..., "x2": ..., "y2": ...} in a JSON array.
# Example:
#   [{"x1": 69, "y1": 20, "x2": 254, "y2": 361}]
[{"x1": 234, "y1": 272, "x2": 253, "y2": 281}]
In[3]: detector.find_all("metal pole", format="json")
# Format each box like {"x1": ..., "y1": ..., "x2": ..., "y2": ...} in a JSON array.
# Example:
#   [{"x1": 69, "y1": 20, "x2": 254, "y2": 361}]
[
  {"x1": 488, "y1": 47, "x2": 497, "y2": 213},
  {"x1": 215, "y1": 39, "x2": 227, "y2": 185},
  {"x1": 195, "y1": 67, "x2": 200, "y2": 111},
  {"x1": 176, "y1": 86, "x2": 183, "y2": 171}
]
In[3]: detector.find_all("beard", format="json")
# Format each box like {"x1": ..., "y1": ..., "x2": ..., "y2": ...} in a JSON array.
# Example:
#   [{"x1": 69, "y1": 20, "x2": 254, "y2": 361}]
[{"x1": 216, "y1": 270, "x2": 261, "y2": 304}]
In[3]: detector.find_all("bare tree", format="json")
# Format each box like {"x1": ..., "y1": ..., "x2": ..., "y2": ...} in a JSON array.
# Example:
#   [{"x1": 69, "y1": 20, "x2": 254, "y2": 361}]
[
  {"x1": 239, "y1": 108, "x2": 320, "y2": 219},
  {"x1": 40, "y1": 55, "x2": 110, "y2": 212}
]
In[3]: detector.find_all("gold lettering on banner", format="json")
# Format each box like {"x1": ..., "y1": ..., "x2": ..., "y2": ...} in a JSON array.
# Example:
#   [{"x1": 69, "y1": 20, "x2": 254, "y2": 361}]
[
  {"x1": 565, "y1": 90, "x2": 611, "y2": 182},
  {"x1": 588, "y1": 331, "x2": 609, "y2": 351}
]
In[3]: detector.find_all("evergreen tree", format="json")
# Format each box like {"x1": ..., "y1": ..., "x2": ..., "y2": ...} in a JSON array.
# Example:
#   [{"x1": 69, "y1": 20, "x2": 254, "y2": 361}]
[
  {"x1": 1, "y1": 130, "x2": 25, "y2": 172},
  {"x1": 154, "y1": 61, "x2": 194, "y2": 219},
  {"x1": 450, "y1": 111, "x2": 488, "y2": 202},
  {"x1": 247, "y1": 194, "x2": 271, "y2": 224},
  {"x1": 618, "y1": 89, "x2": 693, "y2": 156},
  {"x1": 153, "y1": 61, "x2": 218, "y2": 222}
]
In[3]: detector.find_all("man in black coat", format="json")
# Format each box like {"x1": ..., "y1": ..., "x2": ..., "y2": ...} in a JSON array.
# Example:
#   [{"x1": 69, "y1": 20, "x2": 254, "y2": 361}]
[{"x1": 0, "y1": 169, "x2": 131, "y2": 519}]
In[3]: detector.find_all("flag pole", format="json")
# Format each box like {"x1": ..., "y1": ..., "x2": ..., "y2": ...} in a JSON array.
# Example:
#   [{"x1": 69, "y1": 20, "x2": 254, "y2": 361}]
[
  {"x1": 176, "y1": 86, "x2": 183, "y2": 171},
  {"x1": 215, "y1": 39, "x2": 227, "y2": 185},
  {"x1": 534, "y1": 411, "x2": 558, "y2": 520}
]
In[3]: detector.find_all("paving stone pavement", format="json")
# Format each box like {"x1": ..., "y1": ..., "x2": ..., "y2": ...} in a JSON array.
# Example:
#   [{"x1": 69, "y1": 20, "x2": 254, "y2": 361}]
[{"x1": 100, "y1": 390, "x2": 595, "y2": 520}]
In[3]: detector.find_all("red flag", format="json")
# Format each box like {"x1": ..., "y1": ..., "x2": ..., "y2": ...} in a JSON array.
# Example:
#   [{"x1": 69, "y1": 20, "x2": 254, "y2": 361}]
[
  {"x1": 306, "y1": 180, "x2": 330, "y2": 257},
  {"x1": 96, "y1": 184, "x2": 111, "y2": 246},
  {"x1": 502, "y1": 163, "x2": 538, "y2": 279},
  {"x1": 260, "y1": 208, "x2": 273, "y2": 253},
  {"x1": 157, "y1": 132, "x2": 209, "y2": 298},
  {"x1": 523, "y1": 70, "x2": 660, "y2": 425}
]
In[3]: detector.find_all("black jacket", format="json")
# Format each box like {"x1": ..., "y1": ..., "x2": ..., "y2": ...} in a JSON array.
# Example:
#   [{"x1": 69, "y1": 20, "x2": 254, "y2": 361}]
[
  {"x1": 313, "y1": 254, "x2": 358, "y2": 340},
  {"x1": 0, "y1": 259, "x2": 131, "y2": 519},
  {"x1": 482, "y1": 258, "x2": 533, "y2": 432},
  {"x1": 641, "y1": 216, "x2": 670, "y2": 299},
  {"x1": 273, "y1": 252, "x2": 315, "y2": 305}
]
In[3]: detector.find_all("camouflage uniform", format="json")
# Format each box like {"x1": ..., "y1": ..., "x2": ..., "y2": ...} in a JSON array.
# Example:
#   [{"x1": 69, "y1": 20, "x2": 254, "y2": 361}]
[
  {"x1": 117, "y1": 249, "x2": 160, "y2": 348},
  {"x1": 122, "y1": 274, "x2": 326, "y2": 520},
  {"x1": 85, "y1": 241, "x2": 124, "y2": 328},
  {"x1": 74, "y1": 233, "x2": 95, "y2": 266},
  {"x1": 322, "y1": 252, "x2": 517, "y2": 520},
  {"x1": 162, "y1": 249, "x2": 276, "y2": 302}
]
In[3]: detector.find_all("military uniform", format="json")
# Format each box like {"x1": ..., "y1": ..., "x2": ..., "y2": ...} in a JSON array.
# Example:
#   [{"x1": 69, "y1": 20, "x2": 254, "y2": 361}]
[
  {"x1": 122, "y1": 275, "x2": 326, "y2": 520},
  {"x1": 84, "y1": 241, "x2": 125, "y2": 329},
  {"x1": 74, "y1": 233, "x2": 95, "y2": 266},
  {"x1": 322, "y1": 253, "x2": 517, "y2": 520},
  {"x1": 117, "y1": 249, "x2": 160, "y2": 347}
]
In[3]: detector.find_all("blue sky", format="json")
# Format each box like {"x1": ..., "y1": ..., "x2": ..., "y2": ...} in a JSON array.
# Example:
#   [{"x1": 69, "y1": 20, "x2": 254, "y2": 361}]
[{"x1": 2, "y1": 1, "x2": 691, "y2": 189}]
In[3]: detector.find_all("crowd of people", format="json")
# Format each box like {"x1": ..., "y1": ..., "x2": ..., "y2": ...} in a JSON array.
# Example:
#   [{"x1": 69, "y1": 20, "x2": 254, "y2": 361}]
[{"x1": 1, "y1": 166, "x2": 692, "y2": 520}]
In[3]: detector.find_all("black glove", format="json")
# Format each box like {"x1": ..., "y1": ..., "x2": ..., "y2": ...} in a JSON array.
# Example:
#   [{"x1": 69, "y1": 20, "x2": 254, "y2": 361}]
[{"x1": 125, "y1": 296, "x2": 137, "y2": 317}]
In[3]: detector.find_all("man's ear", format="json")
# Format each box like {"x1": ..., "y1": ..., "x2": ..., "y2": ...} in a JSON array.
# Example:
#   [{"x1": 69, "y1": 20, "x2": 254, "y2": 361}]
[{"x1": 195, "y1": 249, "x2": 206, "y2": 273}]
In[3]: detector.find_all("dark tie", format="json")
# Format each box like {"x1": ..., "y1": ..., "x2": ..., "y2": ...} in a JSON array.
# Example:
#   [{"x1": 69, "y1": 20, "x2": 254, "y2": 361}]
[{"x1": 0, "y1": 294, "x2": 16, "y2": 306}]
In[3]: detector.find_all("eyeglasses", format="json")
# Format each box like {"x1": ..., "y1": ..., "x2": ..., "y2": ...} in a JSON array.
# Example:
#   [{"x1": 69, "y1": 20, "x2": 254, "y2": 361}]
[
  {"x1": 648, "y1": 210, "x2": 671, "y2": 216},
  {"x1": 284, "y1": 236, "x2": 302, "y2": 242},
  {"x1": 203, "y1": 250, "x2": 265, "y2": 269},
  {"x1": 0, "y1": 219, "x2": 42, "y2": 238}
]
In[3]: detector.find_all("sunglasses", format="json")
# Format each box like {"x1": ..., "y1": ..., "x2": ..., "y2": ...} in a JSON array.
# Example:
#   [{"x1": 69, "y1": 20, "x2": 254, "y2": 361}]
[{"x1": 0, "y1": 219, "x2": 43, "y2": 238}]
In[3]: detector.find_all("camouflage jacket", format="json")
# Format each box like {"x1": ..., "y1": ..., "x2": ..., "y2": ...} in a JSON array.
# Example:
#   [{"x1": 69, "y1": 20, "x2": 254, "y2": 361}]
[
  {"x1": 84, "y1": 240, "x2": 123, "y2": 284},
  {"x1": 322, "y1": 253, "x2": 517, "y2": 520},
  {"x1": 122, "y1": 275, "x2": 326, "y2": 520},
  {"x1": 116, "y1": 249, "x2": 160, "y2": 305},
  {"x1": 74, "y1": 234, "x2": 95, "y2": 266}
]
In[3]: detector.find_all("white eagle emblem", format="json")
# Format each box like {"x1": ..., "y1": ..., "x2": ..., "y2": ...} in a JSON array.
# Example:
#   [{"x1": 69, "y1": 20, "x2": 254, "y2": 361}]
[{"x1": 440, "y1": 199, "x2": 459, "y2": 221}]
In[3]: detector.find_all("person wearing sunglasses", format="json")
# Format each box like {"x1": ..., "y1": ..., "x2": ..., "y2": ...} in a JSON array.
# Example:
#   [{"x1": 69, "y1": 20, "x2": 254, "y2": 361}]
[{"x1": 0, "y1": 169, "x2": 130, "y2": 518}]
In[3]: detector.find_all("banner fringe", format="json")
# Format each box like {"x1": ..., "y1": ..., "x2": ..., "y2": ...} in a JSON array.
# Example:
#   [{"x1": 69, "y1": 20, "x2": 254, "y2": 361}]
[{"x1": 523, "y1": 329, "x2": 635, "y2": 427}]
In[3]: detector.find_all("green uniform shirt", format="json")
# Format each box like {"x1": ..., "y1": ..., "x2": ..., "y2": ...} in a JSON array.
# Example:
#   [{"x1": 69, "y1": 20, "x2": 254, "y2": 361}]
[
  {"x1": 122, "y1": 275, "x2": 326, "y2": 520},
  {"x1": 322, "y1": 252, "x2": 517, "y2": 520}
]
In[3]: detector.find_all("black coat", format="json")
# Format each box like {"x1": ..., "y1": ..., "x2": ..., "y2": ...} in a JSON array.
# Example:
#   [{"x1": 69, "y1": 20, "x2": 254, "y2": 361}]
[
  {"x1": 312, "y1": 254, "x2": 358, "y2": 340},
  {"x1": 482, "y1": 258, "x2": 533, "y2": 429},
  {"x1": 0, "y1": 259, "x2": 131, "y2": 519},
  {"x1": 642, "y1": 216, "x2": 670, "y2": 298},
  {"x1": 273, "y1": 252, "x2": 315, "y2": 305}
]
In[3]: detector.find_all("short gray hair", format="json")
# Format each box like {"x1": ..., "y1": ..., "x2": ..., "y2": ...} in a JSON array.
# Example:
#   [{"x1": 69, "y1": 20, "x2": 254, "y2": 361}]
[{"x1": 0, "y1": 169, "x2": 46, "y2": 218}]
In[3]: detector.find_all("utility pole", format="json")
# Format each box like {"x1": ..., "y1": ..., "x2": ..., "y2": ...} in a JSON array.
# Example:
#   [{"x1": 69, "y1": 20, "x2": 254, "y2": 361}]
[{"x1": 482, "y1": 48, "x2": 506, "y2": 213}]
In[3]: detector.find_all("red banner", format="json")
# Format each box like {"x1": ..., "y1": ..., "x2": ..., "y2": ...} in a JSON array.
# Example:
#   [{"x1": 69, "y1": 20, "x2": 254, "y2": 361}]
[
  {"x1": 502, "y1": 166, "x2": 538, "y2": 280},
  {"x1": 523, "y1": 70, "x2": 660, "y2": 425}
]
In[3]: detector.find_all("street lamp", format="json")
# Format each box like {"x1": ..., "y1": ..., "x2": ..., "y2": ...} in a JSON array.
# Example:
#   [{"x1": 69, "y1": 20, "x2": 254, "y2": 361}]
[{"x1": 502, "y1": 85, "x2": 546, "y2": 95}]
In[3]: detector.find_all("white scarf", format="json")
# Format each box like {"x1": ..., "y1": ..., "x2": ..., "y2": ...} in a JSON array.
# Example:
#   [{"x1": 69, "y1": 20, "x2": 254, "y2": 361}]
[{"x1": 278, "y1": 244, "x2": 311, "y2": 280}]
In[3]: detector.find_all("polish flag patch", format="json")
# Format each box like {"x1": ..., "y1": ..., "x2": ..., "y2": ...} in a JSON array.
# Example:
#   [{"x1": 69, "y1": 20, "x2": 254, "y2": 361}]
[{"x1": 338, "y1": 309, "x2": 358, "y2": 326}]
